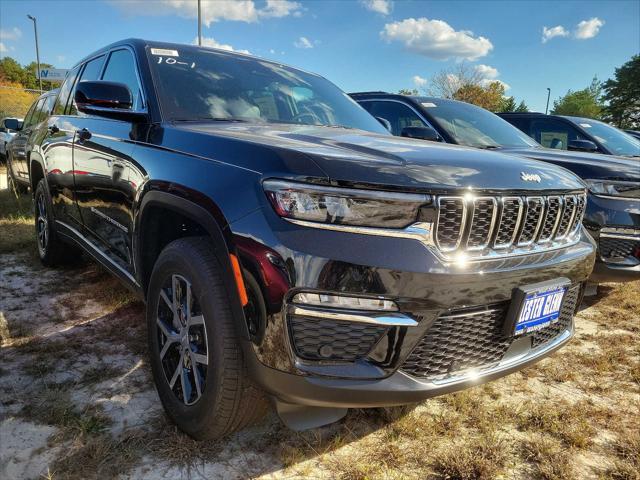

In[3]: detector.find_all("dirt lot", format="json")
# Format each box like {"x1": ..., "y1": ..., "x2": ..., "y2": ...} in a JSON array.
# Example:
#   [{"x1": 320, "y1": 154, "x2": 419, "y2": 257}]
[{"x1": 1, "y1": 175, "x2": 639, "y2": 480}]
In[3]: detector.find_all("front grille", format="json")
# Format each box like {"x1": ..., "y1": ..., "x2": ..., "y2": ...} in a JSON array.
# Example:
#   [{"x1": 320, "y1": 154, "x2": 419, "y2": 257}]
[
  {"x1": 433, "y1": 192, "x2": 586, "y2": 258},
  {"x1": 401, "y1": 284, "x2": 581, "y2": 380},
  {"x1": 289, "y1": 315, "x2": 387, "y2": 362},
  {"x1": 599, "y1": 236, "x2": 640, "y2": 261}
]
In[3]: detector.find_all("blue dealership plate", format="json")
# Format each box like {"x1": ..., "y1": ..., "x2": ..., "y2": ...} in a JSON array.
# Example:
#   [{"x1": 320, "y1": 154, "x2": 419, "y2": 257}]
[{"x1": 504, "y1": 278, "x2": 570, "y2": 337}]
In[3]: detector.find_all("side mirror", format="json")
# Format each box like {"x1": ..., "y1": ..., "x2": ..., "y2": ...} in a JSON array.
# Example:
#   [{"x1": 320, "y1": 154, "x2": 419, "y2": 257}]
[
  {"x1": 375, "y1": 116, "x2": 392, "y2": 132},
  {"x1": 568, "y1": 139, "x2": 598, "y2": 152},
  {"x1": 4, "y1": 118, "x2": 20, "y2": 131},
  {"x1": 401, "y1": 126, "x2": 441, "y2": 142},
  {"x1": 75, "y1": 81, "x2": 147, "y2": 122}
]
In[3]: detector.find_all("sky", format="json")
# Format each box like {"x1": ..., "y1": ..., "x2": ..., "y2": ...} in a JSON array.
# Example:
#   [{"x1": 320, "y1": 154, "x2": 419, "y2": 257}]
[{"x1": 1, "y1": 0, "x2": 638, "y2": 112}]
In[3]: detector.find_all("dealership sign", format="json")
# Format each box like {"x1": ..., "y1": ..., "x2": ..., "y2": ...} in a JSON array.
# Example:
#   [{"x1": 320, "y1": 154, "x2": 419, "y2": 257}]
[{"x1": 38, "y1": 68, "x2": 69, "y2": 82}]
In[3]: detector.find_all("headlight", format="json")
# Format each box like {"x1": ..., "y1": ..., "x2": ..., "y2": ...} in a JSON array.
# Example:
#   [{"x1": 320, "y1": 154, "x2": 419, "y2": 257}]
[
  {"x1": 263, "y1": 180, "x2": 430, "y2": 229},
  {"x1": 585, "y1": 179, "x2": 640, "y2": 199}
]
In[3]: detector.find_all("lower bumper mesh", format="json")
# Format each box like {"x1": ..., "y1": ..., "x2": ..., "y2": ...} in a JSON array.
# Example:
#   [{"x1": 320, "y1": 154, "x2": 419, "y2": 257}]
[
  {"x1": 600, "y1": 236, "x2": 640, "y2": 262},
  {"x1": 401, "y1": 284, "x2": 581, "y2": 380}
]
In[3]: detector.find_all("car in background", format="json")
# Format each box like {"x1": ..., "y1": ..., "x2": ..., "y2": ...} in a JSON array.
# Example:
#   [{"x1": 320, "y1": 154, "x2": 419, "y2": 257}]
[
  {"x1": 351, "y1": 92, "x2": 640, "y2": 284},
  {"x1": 498, "y1": 112, "x2": 640, "y2": 158},
  {"x1": 625, "y1": 129, "x2": 640, "y2": 141},
  {"x1": 5, "y1": 91, "x2": 58, "y2": 193},
  {"x1": 0, "y1": 117, "x2": 23, "y2": 161}
]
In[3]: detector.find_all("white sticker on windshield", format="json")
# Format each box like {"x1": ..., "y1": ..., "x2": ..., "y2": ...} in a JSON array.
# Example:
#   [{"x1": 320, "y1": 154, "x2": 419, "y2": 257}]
[
  {"x1": 580, "y1": 123, "x2": 592, "y2": 128},
  {"x1": 421, "y1": 102, "x2": 437, "y2": 108},
  {"x1": 150, "y1": 48, "x2": 179, "y2": 57}
]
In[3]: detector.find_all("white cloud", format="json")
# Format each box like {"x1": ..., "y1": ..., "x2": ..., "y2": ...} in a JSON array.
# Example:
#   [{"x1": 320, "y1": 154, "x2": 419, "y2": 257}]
[
  {"x1": 381, "y1": 17, "x2": 493, "y2": 61},
  {"x1": 412, "y1": 75, "x2": 427, "y2": 87},
  {"x1": 0, "y1": 27, "x2": 22, "y2": 41},
  {"x1": 0, "y1": 42, "x2": 8, "y2": 53},
  {"x1": 475, "y1": 64, "x2": 499, "y2": 79},
  {"x1": 294, "y1": 36, "x2": 313, "y2": 49},
  {"x1": 193, "y1": 36, "x2": 251, "y2": 54},
  {"x1": 542, "y1": 25, "x2": 569, "y2": 43},
  {"x1": 574, "y1": 17, "x2": 604, "y2": 39},
  {"x1": 57, "y1": 55, "x2": 66, "y2": 63},
  {"x1": 360, "y1": 0, "x2": 392, "y2": 15},
  {"x1": 260, "y1": 0, "x2": 303, "y2": 18},
  {"x1": 109, "y1": 0, "x2": 301, "y2": 26}
]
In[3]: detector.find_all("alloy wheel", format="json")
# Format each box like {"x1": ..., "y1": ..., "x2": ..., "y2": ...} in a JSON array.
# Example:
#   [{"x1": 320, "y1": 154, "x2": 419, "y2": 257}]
[
  {"x1": 156, "y1": 274, "x2": 208, "y2": 405},
  {"x1": 36, "y1": 192, "x2": 48, "y2": 255}
]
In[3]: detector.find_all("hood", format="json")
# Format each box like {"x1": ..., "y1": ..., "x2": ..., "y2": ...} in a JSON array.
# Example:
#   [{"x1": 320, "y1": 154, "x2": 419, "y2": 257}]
[
  {"x1": 170, "y1": 122, "x2": 585, "y2": 192},
  {"x1": 501, "y1": 146, "x2": 640, "y2": 181}
]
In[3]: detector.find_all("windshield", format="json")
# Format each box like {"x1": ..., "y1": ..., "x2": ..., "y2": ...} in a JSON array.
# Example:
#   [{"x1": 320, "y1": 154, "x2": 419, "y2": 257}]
[
  {"x1": 420, "y1": 98, "x2": 539, "y2": 148},
  {"x1": 147, "y1": 46, "x2": 387, "y2": 133},
  {"x1": 565, "y1": 117, "x2": 640, "y2": 157}
]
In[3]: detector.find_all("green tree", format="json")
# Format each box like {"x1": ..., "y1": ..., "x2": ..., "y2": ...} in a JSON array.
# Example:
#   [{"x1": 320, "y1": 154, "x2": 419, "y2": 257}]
[
  {"x1": 515, "y1": 100, "x2": 529, "y2": 112},
  {"x1": 398, "y1": 88, "x2": 418, "y2": 96},
  {"x1": 501, "y1": 96, "x2": 517, "y2": 112},
  {"x1": 601, "y1": 55, "x2": 640, "y2": 129},
  {"x1": 551, "y1": 77, "x2": 604, "y2": 118}
]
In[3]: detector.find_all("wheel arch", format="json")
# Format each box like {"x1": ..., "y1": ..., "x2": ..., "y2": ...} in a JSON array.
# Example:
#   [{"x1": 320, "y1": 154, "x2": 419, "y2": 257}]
[
  {"x1": 29, "y1": 156, "x2": 46, "y2": 194},
  {"x1": 136, "y1": 189, "x2": 250, "y2": 340}
]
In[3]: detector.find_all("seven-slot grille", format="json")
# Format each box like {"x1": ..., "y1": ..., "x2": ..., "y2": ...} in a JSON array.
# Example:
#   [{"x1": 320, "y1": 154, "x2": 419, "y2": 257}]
[{"x1": 434, "y1": 193, "x2": 586, "y2": 256}]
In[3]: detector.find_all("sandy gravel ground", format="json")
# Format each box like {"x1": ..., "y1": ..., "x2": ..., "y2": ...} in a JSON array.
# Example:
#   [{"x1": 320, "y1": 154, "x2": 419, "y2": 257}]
[{"x1": 1, "y1": 187, "x2": 638, "y2": 479}]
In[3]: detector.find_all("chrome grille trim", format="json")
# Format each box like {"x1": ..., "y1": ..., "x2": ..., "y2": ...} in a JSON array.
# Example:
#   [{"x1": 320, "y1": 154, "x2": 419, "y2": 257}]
[
  {"x1": 494, "y1": 197, "x2": 524, "y2": 249},
  {"x1": 433, "y1": 192, "x2": 586, "y2": 259},
  {"x1": 435, "y1": 197, "x2": 467, "y2": 252},
  {"x1": 466, "y1": 197, "x2": 498, "y2": 250}
]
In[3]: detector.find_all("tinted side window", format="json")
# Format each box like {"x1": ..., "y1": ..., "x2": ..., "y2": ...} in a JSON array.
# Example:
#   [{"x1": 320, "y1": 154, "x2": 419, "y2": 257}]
[
  {"x1": 23, "y1": 99, "x2": 44, "y2": 128},
  {"x1": 506, "y1": 117, "x2": 530, "y2": 133},
  {"x1": 68, "y1": 56, "x2": 106, "y2": 116},
  {"x1": 53, "y1": 66, "x2": 81, "y2": 115},
  {"x1": 365, "y1": 101, "x2": 427, "y2": 136},
  {"x1": 101, "y1": 49, "x2": 143, "y2": 110},
  {"x1": 530, "y1": 119, "x2": 589, "y2": 150}
]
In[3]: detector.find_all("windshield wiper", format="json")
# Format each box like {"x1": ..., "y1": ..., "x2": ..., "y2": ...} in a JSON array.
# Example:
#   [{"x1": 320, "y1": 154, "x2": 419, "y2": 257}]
[
  {"x1": 476, "y1": 145, "x2": 501, "y2": 150},
  {"x1": 173, "y1": 117, "x2": 251, "y2": 123}
]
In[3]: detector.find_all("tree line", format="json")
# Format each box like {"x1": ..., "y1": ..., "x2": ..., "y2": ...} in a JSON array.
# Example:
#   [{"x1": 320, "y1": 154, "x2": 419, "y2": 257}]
[
  {"x1": 401, "y1": 55, "x2": 639, "y2": 129},
  {"x1": 0, "y1": 56, "x2": 59, "y2": 118}
]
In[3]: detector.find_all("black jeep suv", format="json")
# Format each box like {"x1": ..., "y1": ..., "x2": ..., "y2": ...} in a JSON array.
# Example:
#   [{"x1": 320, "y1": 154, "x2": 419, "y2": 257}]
[
  {"x1": 22, "y1": 40, "x2": 594, "y2": 439},
  {"x1": 352, "y1": 93, "x2": 639, "y2": 284}
]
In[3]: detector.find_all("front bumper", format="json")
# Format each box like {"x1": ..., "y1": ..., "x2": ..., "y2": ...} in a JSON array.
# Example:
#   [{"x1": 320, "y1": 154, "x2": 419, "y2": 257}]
[
  {"x1": 232, "y1": 207, "x2": 595, "y2": 408},
  {"x1": 584, "y1": 194, "x2": 640, "y2": 283}
]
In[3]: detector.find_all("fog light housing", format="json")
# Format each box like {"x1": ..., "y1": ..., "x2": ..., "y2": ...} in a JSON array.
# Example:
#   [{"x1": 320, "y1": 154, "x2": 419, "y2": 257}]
[{"x1": 292, "y1": 292, "x2": 398, "y2": 311}]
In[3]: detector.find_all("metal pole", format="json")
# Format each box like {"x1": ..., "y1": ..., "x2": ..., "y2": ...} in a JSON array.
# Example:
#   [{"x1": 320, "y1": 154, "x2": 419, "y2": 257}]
[
  {"x1": 27, "y1": 15, "x2": 42, "y2": 92},
  {"x1": 197, "y1": 0, "x2": 202, "y2": 46},
  {"x1": 545, "y1": 88, "x2": 551, "y2": 115}
]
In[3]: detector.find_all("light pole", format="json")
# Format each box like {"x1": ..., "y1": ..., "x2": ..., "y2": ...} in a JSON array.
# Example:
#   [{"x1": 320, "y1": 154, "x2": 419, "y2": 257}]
[
  {"x1": 197, "y1": 0, "x2": 202, "y2": 46},
  {"x1": 27, "y1": 14, "x2": 42, "y2": 92},
  {"x1": 545, "y1": 88, "x2": 551, "y2": 115}
]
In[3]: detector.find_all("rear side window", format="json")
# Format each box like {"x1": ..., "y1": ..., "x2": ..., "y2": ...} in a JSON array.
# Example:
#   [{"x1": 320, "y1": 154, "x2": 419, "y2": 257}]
[
  {"x1": 23, "y1": 99, "x2": 43, "y2": 129},
  {"x1": 530, "y1": 119, "x2": 590, "y2": 150},
  {"x1": 101, "y1": 49, "x2": 143, "y2": 110},
  {"x1": 53, "y1": 66, "x2": 81, "y2": 115},
  {"x1": 364, "y1": 101, "x2": 427, "y2": 136}
]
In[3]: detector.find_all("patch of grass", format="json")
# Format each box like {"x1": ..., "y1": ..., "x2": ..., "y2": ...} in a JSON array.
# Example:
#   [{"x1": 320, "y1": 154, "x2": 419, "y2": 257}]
[
  {"x1": 80, "y1": 364, "x2": 124, "y2": 385},
  {"x1": 606, "y1": 429, "x2": 640, "y2": 480},
  {"x1": 431, "y1": 433, "x2": 510, "y2": 480},
  {"x1": 0, "y1": 188, "x2": 34, "y2": 254},
  {"x1": 20, "y1": 383, "x2": 112, "y2": 437},
  {"x1": 515, "y1": 400, "x2": 597, "y2": 448},
  {"x1": 522, "y1": 436, "x2": 576, "y2": 480}
]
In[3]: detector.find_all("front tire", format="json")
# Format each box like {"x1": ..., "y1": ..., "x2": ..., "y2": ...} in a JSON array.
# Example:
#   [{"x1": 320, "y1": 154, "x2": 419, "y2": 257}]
[{"x1": 147, "y1": 237, "x2": 267, "y2": 440}]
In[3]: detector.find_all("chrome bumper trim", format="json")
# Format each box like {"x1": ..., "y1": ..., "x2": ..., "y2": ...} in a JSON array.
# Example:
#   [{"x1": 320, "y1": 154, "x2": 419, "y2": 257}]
[{"x1": 289, "y1": 305, "x2": 418, "y2": 327}]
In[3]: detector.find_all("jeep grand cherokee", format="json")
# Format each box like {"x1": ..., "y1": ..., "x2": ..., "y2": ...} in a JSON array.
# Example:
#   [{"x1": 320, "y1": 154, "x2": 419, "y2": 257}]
[{"x1": 24, "y1": 39, "x2": 595, "y2": 439}]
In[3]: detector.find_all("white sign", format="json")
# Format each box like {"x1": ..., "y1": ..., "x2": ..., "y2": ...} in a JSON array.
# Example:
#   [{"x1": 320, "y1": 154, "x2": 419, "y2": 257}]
[{"x1": 38, "y1": 68, "x2": 69, "y2": 83}]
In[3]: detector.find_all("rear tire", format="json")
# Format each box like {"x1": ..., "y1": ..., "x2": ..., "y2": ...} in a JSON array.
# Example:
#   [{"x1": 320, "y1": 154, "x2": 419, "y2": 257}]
[
  {"x1": 147, "y1": 237, "x2": 268, "y2": 440},
  {"x1": 34, "y1": 179, "x2": 81, "y2": 266}
]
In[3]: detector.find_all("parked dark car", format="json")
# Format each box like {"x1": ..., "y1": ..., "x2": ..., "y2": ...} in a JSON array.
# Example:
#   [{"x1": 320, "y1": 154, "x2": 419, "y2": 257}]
[
  {"x1": 351, "y1": 93, "x2": 639, "y2": 284},
  {"x1": 20, "y1": 39, "x2": 594, "y2": 440},
  {"x1": 5, "y1": 90, "x2": 58, "y2": 193},
  {"x1": 498, "y1": 112, "x2": 640, "y2": 158},
  {"x1": 625, "y1": 129, "x2": 640, "y2": 141}
]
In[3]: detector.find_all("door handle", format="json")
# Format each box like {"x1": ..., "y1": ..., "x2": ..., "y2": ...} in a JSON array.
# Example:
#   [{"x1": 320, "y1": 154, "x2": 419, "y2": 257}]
[
  {"x1": 76, "y1": 128, "x2": 92, "y2": 142},
  {"x1": 48, "y1": 124, "x2": 59, "y2": 134}
]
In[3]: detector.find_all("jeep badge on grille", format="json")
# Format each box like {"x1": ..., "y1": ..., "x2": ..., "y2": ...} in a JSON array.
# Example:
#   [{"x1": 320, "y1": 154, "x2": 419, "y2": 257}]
[{"x1": 521, "y1": 172, "x2": 542, "y2": 183}]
